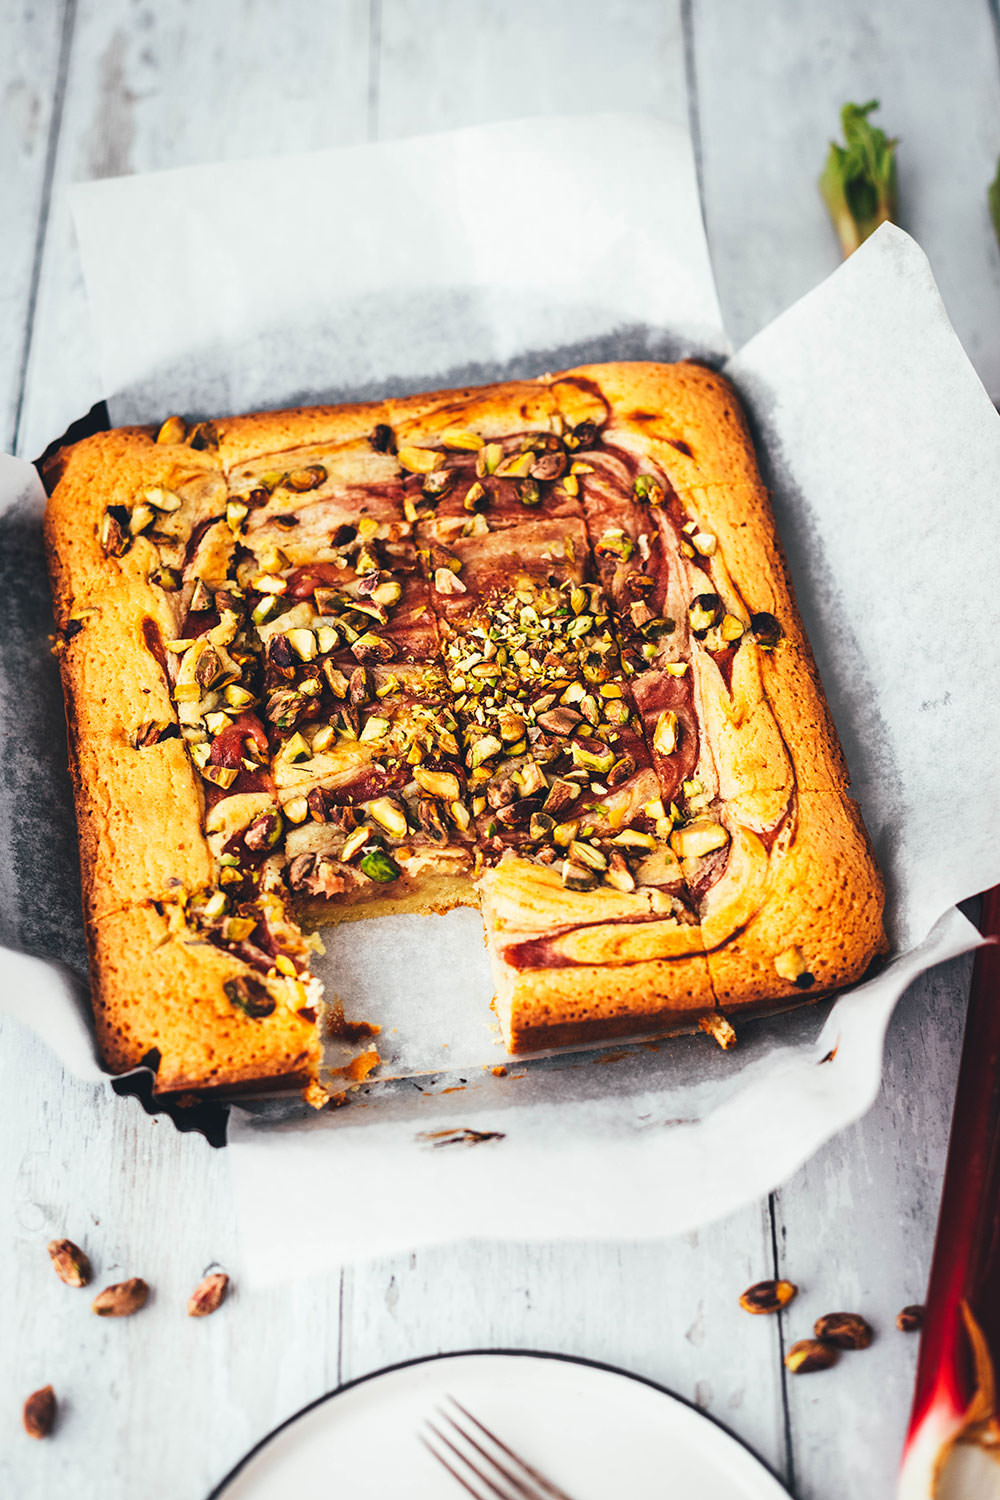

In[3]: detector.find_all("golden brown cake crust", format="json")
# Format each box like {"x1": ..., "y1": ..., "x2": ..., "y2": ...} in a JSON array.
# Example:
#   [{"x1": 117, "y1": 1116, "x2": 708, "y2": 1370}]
[{"x1": 45, "y1": 362, "x2": 886, "y2": 1089}]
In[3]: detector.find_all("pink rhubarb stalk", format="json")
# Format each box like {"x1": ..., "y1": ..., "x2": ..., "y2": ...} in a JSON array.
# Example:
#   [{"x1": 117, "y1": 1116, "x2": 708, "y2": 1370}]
[{"x1": 898, "y1": 888, "x2": 1000, "y2": 1496}]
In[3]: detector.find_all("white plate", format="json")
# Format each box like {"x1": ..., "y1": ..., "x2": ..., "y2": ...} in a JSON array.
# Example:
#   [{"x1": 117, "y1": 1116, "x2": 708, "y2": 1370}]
[{"x1": 210, "y1": 1350, "x2": 790, "y2": 1499}]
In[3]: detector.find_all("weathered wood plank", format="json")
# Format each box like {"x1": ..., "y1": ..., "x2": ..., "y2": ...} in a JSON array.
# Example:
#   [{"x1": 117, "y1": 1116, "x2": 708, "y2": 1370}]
[
  {"x1": 374, "y1": 0, "x2": 687, "y2": 136},
  {"x1": 689, "y1": 0, "x2": 1000, "y2": 394},
  {"x1": 3, "y1": 3, "x2": 992, "y2": 1499},
  {"x1": 344, "y1": 2, "x2": 790, "y2": 1486},
  {"x1": 2, "y1": 3, "x2": 370, "y2": 1497},
  {"x1": 0, "y1": 0, "x2": 71, "y2": 452},
  {"x1": 773, "y1": 956, "x2": 972, "y2": 1499},
  {"x1": 14, "y1": 0, "x2": 372, "y2": 461},
  {"x1": 0, "y1": 1014, "x2": 343, "y2": 1500},
  {"x1": 689, "y1": 3, "x2": 996, "y2": 1484}
]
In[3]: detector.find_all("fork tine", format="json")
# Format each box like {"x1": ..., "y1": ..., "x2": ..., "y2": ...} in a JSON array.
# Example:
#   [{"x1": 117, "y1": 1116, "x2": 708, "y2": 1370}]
[
  {"x1": 444, "y1": 1397, "x2": 576, "y2": 1500},
  {"x1": 420, "y1": 1427, "x2": 499, "y2": 1500},
  {"x1": 432, "y1": 1409, "x2": 539, "y2": 1499}
]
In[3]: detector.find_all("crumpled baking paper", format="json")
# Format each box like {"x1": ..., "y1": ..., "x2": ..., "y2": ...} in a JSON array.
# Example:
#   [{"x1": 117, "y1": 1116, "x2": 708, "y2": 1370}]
[{"x1": 2, "y1": 115, "x2": 997, "y2": 1280}]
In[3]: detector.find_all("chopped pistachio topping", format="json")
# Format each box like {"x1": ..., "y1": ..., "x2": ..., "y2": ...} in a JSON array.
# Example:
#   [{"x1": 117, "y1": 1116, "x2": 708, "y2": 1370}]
[
  {"x1": 358, "y1": 715, "x2": 390, "y2": 743},
  {"x1": 596, "y1": 528, "x2": 633, "y2": 560},
  {"x1": 398, "y1": 445, "x2": 441, "y2": 474},
  {"x1": 774, "y1": 945, "x2": 815, "y2": 987},
  {"x1": 156, "y1": 415, "x2": 186, "y2": 444},
  {"x1": 477, "y1": 442, "x2": 503, "y2": 477},
  {"x1": 145, "y1": 485, "x2": 182, "y2": 513},
  {"x1": 282, "y1": 731, "x2": 311, "y2": 763},
  {"x1": 688, "y1": 594, "x2": 722, "y2": 635},
  {"x1": 750, "y1": 611, "x2": 783, "y2": 650},
  {"x1": 286, "y1": 628, "x2": 317, "y2": 662},
  {"x1": 561, "y1": 859, "x2": 597, "y2": 891},
  {"x1": 284, "y1": 796, "x2": 309, "y2": 824},
  {"x1": 569, "y1": 840, "x2": 607, "y2": 872},
  {"x1": 368, "y1": 797, "x2": 408, "y2": 838},
  {"x1": 286, "y1": 465, "x2": 327, "y2": 492},
  {"x1": 203, "y1": 890, "x2": 228, "y2": 920},
  {"x1": 670, "y1": 820, "x2": 730, "y2": 860},
  {"x1": 604, "y1": 853, "x2": 636, "y2": 892},
  {"x1": 442, "y1": 429, "x2": 484, "y2": 451},
  {"x1": 634, "y1": 474, "x2": 665, "y2": 506},
  {"x1": 414, "y1": 766, "x2": 461, "y2": 800},
  {"x1": 202, "y1": 764, "x2": 238, "y2": 789},
  {"x1": 652, "y1": 709, "x2": 679, "y2": 756},
  {"x1": 434, "y1": 568, "x2": 467, "y2": 596},
  {"x1": 341, "y1": 825, "x2": 371, "y2": 863},
  {"x1": 360, "y1": 844, "x2": 402, "y2": 883}
]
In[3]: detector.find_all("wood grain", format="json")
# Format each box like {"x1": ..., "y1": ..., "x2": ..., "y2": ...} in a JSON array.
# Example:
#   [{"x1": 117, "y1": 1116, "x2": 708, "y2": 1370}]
[
  {"x1": 375, "y1": 0, "x2": 687, "y2": 136},
  {"x1": 773, "y1": 956, "x2": 971, "y2": 1500},
  {"x1": 13, "y1": 0, "x2": 372, "y2": 462},
  {"x1": 0, "y1": 0, "x2": 72, "y2": 452},
  {"x1": 1, "y1": 0, "x2": 992, "y2": 1496},
  {"x1": 690, "y1": 0, "x2": 1000, "y2": 393}
]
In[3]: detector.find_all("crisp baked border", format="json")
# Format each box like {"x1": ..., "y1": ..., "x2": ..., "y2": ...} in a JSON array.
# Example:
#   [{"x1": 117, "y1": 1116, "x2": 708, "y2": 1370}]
[{"x1": 44, "y1": 362, "x2": 886, "y2": 1092}]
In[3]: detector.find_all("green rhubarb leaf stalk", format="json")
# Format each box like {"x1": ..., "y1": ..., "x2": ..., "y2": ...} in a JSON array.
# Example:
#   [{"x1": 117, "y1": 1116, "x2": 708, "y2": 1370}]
[
  {"x1": 819, "y1": 99, "x2": 899, "y2": 257},
  {"x1": 989, "y1": 155, "x2": 1000, "y2": 252}
]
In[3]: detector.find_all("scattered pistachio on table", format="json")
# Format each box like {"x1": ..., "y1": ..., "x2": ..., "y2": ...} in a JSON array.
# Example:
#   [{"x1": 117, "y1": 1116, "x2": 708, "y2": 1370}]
[
  {"x1": 47, "y1": 1237, "x2": 92, "y2": 1288},
  {"x1": 813, "y1": 1312, "x2": 874, "y2": 1350},
  {"x1": 92, "y1": 1277, "x2": 149, "y2": 1317},
  {"x1": 23, "y1": 1386, "x2": 56, "y2": 1439},
  {"x1": 785, "y1": 1338, "x2": 839, "y2": 1375},
  {"x1": 897, "y1": 1304, "x2": 925, "y2": 1333},
  {"x1": 739, "y1": 1279, "x2": 798, "y2": 1315},
  {"x1": 187, "y1": 1271, "x2": 230, "y2": 1318}
]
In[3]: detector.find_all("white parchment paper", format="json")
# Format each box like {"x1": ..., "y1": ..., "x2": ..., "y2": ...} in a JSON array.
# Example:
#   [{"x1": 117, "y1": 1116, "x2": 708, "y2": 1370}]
[
  {"x1": 2, "y1": 116, "x2": 998, "y2": 1279},
  {"x1": 72, "y1": 114, "x2": 727, "y2": 422}
]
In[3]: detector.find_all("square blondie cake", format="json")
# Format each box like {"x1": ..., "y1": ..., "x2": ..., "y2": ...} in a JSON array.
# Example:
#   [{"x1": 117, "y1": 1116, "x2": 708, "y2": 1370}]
[{"x1": 44, "y1": 363, "x2": 886, "y2": 1097}]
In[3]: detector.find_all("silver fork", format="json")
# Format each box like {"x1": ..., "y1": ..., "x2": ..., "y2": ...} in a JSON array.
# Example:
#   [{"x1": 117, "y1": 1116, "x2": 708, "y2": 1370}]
[{"x1": 420, "y1": 1394, "x2": 577, "y2": 1500}]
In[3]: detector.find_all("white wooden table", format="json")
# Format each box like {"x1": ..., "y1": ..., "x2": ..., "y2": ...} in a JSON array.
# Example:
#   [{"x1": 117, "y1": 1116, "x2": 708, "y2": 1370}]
[{"x1": 3, "y1": 3, "x2": 998, "y2": 1496}]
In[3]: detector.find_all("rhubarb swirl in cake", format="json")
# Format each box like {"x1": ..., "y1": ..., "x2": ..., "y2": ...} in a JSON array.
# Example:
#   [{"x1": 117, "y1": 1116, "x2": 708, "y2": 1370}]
[{"x1": 44, "y1": 363, "x2": 886, "y2": 1096}]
